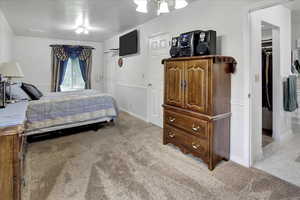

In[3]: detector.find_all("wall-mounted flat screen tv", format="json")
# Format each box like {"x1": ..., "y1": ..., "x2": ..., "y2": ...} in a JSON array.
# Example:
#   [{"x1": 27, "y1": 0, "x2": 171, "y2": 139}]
[{"x1": 119, "y1": 30, "x2": 138, "y2": 56}]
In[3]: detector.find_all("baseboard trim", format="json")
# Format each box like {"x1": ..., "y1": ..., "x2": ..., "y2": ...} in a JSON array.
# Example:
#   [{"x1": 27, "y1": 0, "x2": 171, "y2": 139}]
[
  {"x1": 119, "y1": 108, "x2": 148, "y2": 122},
  {"x1": 230, "y1": 155, "x2": 250, "y2": 168}
]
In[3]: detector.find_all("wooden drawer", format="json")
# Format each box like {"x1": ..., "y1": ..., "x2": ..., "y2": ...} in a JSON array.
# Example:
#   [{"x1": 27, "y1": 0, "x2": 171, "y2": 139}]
[
  {"x1": 164, "y1": 110, "x2": 208, "y2": 138},
  {"x1": 164, "y1": 125, "x2": 208, "y2": 158}
]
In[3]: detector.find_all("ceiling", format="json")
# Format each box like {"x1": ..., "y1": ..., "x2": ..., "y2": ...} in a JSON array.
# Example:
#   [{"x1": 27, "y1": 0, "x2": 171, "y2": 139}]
[{"x1": 0, "y1": 0, "x2": 264, "y2": 42}]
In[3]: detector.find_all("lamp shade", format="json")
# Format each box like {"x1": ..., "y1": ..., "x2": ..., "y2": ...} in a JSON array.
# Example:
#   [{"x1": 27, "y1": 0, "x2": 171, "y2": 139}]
[
  {"x1": 135, "y1": 0, "x2": 148, "y2": 13},
  {"x1": 175, "y1": 0, "x2": 188, "y2": 9},
  {"x1": 159, "y1": 0, "x2": 169, "y2": 13},
  {"x1": 0, "y1": 62, "x2": 24, "y2": 78}
]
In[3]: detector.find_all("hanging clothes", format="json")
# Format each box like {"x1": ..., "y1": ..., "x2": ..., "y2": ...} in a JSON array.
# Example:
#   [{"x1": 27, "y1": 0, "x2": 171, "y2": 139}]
[
  {"x1": 262, "y1": 50, "x2": 273, "y2": 111},
  {"x1": 283, "y1": 76, "x2": 298, "y2": 112}
]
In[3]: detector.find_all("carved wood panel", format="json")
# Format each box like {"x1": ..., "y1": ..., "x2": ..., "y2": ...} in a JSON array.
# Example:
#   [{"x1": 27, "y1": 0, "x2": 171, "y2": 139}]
[
  {"x1": 165, "y1": 61, "x2": 185, "y2": 107},
  {"x1": 185, "y1": 60, "x2": 211, "y2": 114}
]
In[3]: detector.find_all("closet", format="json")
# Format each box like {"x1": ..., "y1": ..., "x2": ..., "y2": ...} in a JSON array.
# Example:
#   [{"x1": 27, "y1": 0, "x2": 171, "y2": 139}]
[{"x1": 262, "y1": 39, "x2": 273, "y2": 147}]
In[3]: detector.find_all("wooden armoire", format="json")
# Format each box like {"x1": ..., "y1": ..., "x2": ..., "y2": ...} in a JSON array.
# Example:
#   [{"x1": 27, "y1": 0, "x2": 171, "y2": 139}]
[
  {"x1": 0, "y1": 126, "x2": 25, "y2": 200},
  {"x1": 162, "y1": 56, "x2": 236, "y2": 170}
]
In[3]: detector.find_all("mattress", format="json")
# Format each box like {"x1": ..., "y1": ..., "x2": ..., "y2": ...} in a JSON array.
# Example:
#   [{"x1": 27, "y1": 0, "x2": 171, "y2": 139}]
[{"x1": 24, "y1": 90, "x2": 118, "y2": 135}]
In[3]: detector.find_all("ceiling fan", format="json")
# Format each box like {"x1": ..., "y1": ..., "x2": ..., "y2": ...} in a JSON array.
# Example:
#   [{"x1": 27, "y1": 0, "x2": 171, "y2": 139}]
[{"x1": 134, "y1": 0, "x2": 188, "y2": 15}]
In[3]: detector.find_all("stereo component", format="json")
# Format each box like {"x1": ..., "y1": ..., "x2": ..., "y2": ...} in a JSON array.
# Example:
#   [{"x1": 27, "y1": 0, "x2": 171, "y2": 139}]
[
  {"x1": 195, "y1": 30, "x2": 217, "y2": 56},
  {"x1": 169, "y1": 30, "x2": 217, "y2": 58},
  {"x1": 170, "y1": 37, "x2": 180, "y2": 58},
  {"x1": 179, "y1": 31, "x2": 198, "y2": 57}
]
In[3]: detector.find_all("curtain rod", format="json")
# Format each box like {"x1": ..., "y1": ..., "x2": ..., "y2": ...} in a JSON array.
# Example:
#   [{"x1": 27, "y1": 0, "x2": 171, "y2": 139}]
[{"x1": 50, "y1": 44, "x2": 95, "y2": 49}]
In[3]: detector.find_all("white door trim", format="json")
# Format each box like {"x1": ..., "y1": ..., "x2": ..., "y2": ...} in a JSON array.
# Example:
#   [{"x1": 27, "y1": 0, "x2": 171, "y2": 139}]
[
  {"x1": 237, "y1": 0, "x2": 290, "y2": 168},
  {"x1": 248, "y1": 5, "x2": 289, "y2": 166},
  {"x1": 250, "y1": 19, "x2": 281, "y2": 165}
]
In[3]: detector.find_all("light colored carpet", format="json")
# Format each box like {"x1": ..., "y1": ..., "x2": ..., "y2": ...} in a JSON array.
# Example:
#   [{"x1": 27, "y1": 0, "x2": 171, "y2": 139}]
[{"x1": 23, "y1": 112, "x2": 300, "y2": 200}]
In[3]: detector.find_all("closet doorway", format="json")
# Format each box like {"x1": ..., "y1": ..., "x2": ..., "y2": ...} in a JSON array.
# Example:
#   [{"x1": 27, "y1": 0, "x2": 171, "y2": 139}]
[
  {"x1": 249, "y1": 8, "x2": 282, "y2": 165},
  {"x1": 261, "y1": 22, "x2": 275, "y2": 148}
]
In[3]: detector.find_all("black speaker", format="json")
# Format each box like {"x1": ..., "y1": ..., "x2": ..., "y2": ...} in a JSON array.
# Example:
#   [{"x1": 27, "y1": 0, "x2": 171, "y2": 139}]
[
  {"x1": 179, "y1": 31, "x2": 198, "y2": 57},
  {"x1": 170, "y1": 30, "x2": 217, "y2": 58},
  {"x1": 195, "y1": 30, "x2": 217, "y2": 56},
  {"x1": 169, "y1": 37, "x2": 180, "y2": 58}
]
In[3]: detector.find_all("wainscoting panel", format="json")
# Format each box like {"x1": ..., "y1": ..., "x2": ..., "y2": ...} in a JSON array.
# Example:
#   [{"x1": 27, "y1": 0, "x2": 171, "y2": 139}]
[{"x1": 115, "y1": 83, "x2": 148, "y2": 121}]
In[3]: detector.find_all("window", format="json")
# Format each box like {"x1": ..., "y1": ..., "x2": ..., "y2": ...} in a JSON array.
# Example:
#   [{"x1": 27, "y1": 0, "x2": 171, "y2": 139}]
[{"x1": 60, "y1": 58, "x2": 85, "y2": 91}]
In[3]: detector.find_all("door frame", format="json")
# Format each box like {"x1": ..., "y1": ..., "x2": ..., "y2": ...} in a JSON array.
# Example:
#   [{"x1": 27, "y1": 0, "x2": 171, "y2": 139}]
[
  {"x1": 239, "y1": 0, "x2": 287, "y2": 167},
  {"x1": 248, "y1": 3, "x2": 290, "y2": 166},
  {"x1": 249, "y1": 18, "x2": 281, "y2": 165}
]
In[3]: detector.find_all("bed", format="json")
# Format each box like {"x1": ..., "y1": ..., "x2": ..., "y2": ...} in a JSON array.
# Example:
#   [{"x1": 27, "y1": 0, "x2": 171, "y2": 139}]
[{"x1": 24, "y1": 89, "x2": 118, "y2": 136}]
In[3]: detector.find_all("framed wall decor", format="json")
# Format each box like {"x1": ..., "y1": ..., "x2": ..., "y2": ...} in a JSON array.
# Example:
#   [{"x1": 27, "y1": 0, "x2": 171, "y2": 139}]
[{"x1": 118, "y1": 58, "x2": 123, "y2": 68}]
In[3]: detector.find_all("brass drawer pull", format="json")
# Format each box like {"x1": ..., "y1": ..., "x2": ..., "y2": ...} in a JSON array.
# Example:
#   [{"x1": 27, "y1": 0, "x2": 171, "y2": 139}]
[
  {"x1": 168, "y1": 132, "x2": 176, "y2": 138},
  {"x1": 192, "y1": 142, "x2": 201, "y2": 150},
  {"x1": 168, "y1": 117, "x2": 176, "y2": 123},
  {"x1": 192, "y1": 124, "x2": 200, "y2": 132}
]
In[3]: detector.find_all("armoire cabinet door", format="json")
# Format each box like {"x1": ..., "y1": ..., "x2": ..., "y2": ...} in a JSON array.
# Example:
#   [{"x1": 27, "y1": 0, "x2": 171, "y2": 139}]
[
  {"x1": 185, "y1": 59, "x2": 211, "y2": 114},
  {"x1": 165, "y1": 61, "x2": 185, "y2": 107}
]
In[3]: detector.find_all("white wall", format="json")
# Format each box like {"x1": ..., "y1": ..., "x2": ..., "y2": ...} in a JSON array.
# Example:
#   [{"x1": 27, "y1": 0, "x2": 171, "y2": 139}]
[
  {"x1": 250, "y1": 5, "x2": 292, "y2": 163},
  {"x1": 104, "y1": 1, "x2": 255, "y2": 166},
  {"x1": 13, "y1": 36, "x2": 104, "y2": 93},
  {"x1": 0, "y1": 9, "x2": 14, "y2": 63},
  {"x1": 291, "y1": 13, "x2": 300, "y2": 134},
  {"x1": 292, "y1": 13, "x2": 300, "y2": 50}
]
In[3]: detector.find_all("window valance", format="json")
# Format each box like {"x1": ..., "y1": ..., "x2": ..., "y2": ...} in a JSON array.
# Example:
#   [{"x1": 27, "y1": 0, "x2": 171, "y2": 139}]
[
  {"x1": 50, "y1": 45, "x2": 94, "y2": 61},
  {"x1": 50, "y1": 45, "x2": 94, "y2": 92}
]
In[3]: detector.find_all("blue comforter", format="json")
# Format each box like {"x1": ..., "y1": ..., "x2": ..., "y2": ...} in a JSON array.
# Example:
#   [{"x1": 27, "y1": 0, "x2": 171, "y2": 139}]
[{"x1": 25, "y1": 90, "x2": 118, "y2": 134}]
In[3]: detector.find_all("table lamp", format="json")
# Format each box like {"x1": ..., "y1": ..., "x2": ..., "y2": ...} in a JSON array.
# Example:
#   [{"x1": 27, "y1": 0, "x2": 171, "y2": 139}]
[{"x1": 0, "y1": 62, "x2": 24, "y2": 103}]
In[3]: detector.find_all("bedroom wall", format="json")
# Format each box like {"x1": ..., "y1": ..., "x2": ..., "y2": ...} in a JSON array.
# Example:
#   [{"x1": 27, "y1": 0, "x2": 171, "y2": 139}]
[
  {"x1": 0, "y1": 8, "x2": 14, "y2": 63},
  {"x1": 12, "y1": 36, "x2": 104, "y2": 93},
  {"x1": 290, "y1": 13, "x2": 300, "y2": 134},
  {"x1": 103, "y1": 0, "x2": 253, "y2": 166},
  {"x1": 292, "y1": 13, "x2": 300, "y2": 50}
]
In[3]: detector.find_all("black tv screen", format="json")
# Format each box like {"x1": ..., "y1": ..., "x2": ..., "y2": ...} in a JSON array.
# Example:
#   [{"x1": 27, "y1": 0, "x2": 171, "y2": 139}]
[{"x1": 119, "y1": 30, "x2": 138, "y2": 56}]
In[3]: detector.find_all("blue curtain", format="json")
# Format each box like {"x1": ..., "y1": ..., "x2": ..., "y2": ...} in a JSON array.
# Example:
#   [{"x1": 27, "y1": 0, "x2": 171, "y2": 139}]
[
  {"x1": 58, "y1": 46, "x2": 84, "y2": 90},
  {"x1": 79, "y1": 60, "x2": 87, "y2": 88},
  {"x1": 58, "y1": 60, "x2": 69, "y2": 91},
  {"x1": 65, "y1": 47, "x2": 87, "y2": 88},
  {"x1": 66, "y1": 46, "x2": 83, "y2": 59},
  {"x1": 52, "y1": 45, "x2": 92, "y2": 92}
]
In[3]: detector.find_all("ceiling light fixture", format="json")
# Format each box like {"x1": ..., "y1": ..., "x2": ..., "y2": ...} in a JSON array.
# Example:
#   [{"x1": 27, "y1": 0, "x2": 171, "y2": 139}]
[
  {"x1": 75, "y1": 26, "x2": 89, "y2": 35},
  {"x1": 75, "y1": 26, "x2": 84, "y2": 34},
  {"x1": 134, "y1": 0, "x2": 188, "y2": 15}
]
